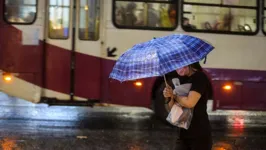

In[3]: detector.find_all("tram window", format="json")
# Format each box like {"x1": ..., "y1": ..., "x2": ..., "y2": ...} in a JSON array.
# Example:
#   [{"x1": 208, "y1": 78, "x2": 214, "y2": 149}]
[
  {"x1": 113, "y1": 0, "x2": 177, "y2": 30},
  {"x1": 79, "y1": 0, "x2": 100, "y2": 41},
  {"x1": 4, "y1": 0, "x2": 37, "y2": 24},
  {"x1": 264, "y1": 0, "x2": 266, "y2": 34},
  {"x1": 182, "y1": 0, "x2": 258, "y2": 34},
  {"x1": 184, "y1": 0, "x2": 256, "y2": 7},
  {"x1": 48, "y1": 0, "x2": 70, "y2": 39}
]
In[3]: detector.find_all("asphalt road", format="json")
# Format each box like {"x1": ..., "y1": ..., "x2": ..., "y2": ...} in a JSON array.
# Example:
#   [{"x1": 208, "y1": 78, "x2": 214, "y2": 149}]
[{"x1": 0, "y1": 92, "x2": 265, "y2": 150}]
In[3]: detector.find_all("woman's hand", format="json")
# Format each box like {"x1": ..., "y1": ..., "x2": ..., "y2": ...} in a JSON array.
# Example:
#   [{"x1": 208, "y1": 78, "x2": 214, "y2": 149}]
[{"x1": 163, "y1": 85, "x2": 174, "y2": 98}]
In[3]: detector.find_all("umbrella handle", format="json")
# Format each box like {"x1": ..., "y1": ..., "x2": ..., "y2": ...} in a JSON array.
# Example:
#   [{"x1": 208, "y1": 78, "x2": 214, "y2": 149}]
[
  {"x1": 164, "y1": 75, "x2": 171, "y2": 103},
  {"x1": 163, "y1": 75, "x2": 169, "y2": 87}
]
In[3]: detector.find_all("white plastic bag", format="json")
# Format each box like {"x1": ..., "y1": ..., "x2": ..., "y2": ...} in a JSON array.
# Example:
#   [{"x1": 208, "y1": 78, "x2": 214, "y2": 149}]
[{"x1": 166, "y1": 78, "x2": 193, "y2": 130}]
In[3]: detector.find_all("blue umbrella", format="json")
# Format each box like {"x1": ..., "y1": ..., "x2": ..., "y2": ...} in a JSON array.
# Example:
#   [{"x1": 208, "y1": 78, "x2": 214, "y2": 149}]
[{"x1": 109, "y1": 34, "x2": 214, "y2": 82}]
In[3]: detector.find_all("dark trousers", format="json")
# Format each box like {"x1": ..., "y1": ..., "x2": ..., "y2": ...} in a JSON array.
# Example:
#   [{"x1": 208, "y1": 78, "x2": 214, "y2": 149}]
[{"x1": 174, "y1": 136, "x2": 212, "y2": 150}]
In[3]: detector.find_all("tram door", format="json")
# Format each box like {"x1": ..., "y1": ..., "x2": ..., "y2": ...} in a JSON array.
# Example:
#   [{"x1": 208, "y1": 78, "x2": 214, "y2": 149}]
[{"x1": 44, "y1": 0, "x2": 103, "y2": 101}]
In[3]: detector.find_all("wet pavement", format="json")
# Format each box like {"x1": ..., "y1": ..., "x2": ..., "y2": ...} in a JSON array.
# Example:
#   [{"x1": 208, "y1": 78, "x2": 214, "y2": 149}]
[{"x1": 0, "y1": 92, "x2": 266, "y2": 150}]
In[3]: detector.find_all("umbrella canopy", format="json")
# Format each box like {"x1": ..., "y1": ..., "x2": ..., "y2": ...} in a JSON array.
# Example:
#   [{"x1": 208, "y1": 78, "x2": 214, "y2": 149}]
[{"x1": 109, "y1": 34, "x2": 214, "y2": 82}]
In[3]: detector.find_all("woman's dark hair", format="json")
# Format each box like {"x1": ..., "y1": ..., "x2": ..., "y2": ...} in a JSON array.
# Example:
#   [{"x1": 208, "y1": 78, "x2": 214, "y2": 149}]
[
  {"x1": 189, "y1": 62, "x2": 214, "y2": 99},
  {"x1": 189, "y1": 62, "x2": 203, "y2": 71}
]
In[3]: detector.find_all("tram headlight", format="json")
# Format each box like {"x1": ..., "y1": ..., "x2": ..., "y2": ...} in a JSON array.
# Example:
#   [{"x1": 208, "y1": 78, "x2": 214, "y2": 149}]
[
  {"x1": 2, "y1": 72, "x2": 12, "y2": 82},
  {"x1": 223, "y1": 84, "x2": 232, "y2": 91},
  {"x1": 134, "y1": 81, "x2": 143, "y2": 87}
]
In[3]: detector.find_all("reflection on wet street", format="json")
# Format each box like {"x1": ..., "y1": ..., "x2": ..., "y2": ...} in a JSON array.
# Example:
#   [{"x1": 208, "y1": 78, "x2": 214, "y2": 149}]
[{"x1": 0, "y1": 93, "x2": 266, "y2": 150}]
